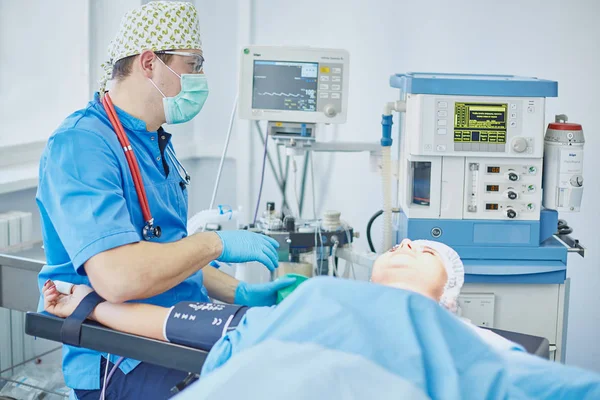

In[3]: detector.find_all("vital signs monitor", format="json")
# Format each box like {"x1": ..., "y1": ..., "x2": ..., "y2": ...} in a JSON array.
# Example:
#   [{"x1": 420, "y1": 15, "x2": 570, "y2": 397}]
[{"x1": 238, "y1": 46, "x2": 350, "y2": 124}]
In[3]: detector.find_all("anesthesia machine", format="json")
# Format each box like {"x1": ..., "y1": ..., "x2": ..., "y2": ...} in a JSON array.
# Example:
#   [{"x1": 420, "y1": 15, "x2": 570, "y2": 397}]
[{"x1": 385, "y1": 73, "x2": 585, "y2": 361}]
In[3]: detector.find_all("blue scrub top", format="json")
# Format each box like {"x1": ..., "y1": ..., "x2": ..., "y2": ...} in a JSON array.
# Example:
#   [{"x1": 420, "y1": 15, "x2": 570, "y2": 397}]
[{"x1": 36, "y1": 92, "x2": 210, "y2": 390}]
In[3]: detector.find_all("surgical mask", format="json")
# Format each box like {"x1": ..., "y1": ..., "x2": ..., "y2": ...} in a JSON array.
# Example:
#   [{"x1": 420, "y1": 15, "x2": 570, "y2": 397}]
[{"x1": 149, "y1": 57, "x2": 209, "y2": 124}]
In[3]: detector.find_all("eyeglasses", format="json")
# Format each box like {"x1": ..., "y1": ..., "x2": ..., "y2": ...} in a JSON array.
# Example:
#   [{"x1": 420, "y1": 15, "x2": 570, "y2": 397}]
[{"x1": 155, "y1": 51, "x2": 204, "y2": 73}]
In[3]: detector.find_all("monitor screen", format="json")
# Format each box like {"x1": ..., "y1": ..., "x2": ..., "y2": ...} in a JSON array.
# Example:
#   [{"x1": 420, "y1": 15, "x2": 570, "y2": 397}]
[
  {"x1": 252, "y1": 60, "x2": 318, "y2": 112},
  {"x1": 453, "y1": 102, "x2": 508, "y2": 144}
]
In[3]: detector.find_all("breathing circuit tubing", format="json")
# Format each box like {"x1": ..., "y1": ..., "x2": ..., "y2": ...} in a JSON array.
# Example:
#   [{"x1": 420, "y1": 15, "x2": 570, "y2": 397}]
[
  {"x1": 366, "y1": 210, "x2": 384, "y2": 253},
  {"x1": 379, "y1": 100, "x2": 405, "y2": 252}
]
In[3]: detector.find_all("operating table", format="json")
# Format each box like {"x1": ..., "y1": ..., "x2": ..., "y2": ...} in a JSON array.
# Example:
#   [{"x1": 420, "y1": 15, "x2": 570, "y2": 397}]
[
  {"x1": 24, "y1": 312, "x2": 550, "y2": 374},
  {"x1": 25, "y1": 312, "x2": 208, "y2": 373}
]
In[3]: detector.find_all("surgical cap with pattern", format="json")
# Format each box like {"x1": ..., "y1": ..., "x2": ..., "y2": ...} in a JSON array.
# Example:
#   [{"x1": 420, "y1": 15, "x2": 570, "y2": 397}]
[
  {"x1": 413, "y1": 240, "x2": 465, "y2": 314},
  {"x1": 100, "y1": 1, "x2": 203, "y2": 94}
]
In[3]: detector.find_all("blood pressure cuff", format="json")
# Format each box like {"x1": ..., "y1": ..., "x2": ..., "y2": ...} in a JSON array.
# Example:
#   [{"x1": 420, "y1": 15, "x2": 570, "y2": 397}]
[{"x1": 164, "y1": 302, "x2": 248, "y2": 351}]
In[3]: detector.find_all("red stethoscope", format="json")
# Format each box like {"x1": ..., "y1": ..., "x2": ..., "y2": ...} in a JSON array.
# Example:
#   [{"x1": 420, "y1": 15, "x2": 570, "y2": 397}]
[{"x1": 102, "y1": 93, "x2": 161, "y2": 240}]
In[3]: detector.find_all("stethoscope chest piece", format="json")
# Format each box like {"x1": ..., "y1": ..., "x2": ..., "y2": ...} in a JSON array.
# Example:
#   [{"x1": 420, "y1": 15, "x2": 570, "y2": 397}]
[{"x1": 143, "y1": 220, "x2": 162, "y2": 240}]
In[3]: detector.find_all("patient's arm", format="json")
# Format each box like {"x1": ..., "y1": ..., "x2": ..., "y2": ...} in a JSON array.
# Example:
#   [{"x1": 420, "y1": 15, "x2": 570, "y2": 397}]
[
  {"x1": 92, "y1": 298, "x2": 169, "y2": 341},
  {"x1": 43, "y1": 280, "x2": 169, "y2": 342}
]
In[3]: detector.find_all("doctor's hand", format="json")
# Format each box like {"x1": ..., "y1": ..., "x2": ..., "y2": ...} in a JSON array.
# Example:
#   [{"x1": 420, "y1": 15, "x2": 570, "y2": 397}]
[
  {"x1": 43, "y1": 280, "x2": 93, "y2": 319},
  {"x1": 234, "y1": 277, "x2": 297, "y2": 307},
  {"x1": 214, "y1": 230, "x2": 280, "y2": 271}
]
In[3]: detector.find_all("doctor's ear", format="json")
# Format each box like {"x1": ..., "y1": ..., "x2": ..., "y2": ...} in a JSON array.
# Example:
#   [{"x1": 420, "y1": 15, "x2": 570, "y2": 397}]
[{"x1": 138, "y1": 50, "x2": 157, "y2": 78}]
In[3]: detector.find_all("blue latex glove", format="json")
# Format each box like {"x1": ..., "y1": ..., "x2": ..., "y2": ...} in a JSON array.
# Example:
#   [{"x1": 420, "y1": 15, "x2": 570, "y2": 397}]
[
  {"x1": 215, "y1": 231, "x2": 280, "y2": 271},
  {"x1": 234, "y1": 278, "x2": 297, "y2": 307}
]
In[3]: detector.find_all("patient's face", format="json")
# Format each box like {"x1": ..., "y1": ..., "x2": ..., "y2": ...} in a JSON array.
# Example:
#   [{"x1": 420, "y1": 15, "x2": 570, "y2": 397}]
[{"x1": 371, "y1": 239, "x2": 447, "y2": 301}]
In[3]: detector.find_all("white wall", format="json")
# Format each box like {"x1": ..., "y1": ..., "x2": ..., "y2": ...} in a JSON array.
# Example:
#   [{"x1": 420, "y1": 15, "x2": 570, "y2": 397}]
[
  {"x1": 0, "y1": 0, "x2": 89, "y2": 147},
  {"x1": 233, "y1": 0, "x2": 599, "y2": 371},
  {"x1": 192, "y1": 0, "x2": 240, "y2": 158}
]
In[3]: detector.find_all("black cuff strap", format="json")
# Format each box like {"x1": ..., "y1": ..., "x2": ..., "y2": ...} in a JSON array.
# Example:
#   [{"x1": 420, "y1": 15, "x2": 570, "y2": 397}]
[{"x1": 61, "y1": 291, "x2": 105, "y2": 347}]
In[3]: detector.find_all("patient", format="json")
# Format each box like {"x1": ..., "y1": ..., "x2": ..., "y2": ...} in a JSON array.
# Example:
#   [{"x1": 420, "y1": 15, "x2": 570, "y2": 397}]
[
  {"x1": 43, "y1": 238, "x2": 461, "y2": 347},
  {"x1": 42, "y1": 239, "x2": 600, "y2": 399}
]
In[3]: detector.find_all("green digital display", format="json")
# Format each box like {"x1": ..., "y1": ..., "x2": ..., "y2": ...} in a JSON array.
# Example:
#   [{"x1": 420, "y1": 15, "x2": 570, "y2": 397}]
[{"x1": 454, "y1": 103, "x2": 508, "y2": 144}]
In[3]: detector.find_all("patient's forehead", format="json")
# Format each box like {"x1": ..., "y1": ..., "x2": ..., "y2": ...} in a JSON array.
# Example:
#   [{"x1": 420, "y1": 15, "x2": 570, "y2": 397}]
[{"x1": 372, "y1": 246, "x2": 447, "y2": 278}]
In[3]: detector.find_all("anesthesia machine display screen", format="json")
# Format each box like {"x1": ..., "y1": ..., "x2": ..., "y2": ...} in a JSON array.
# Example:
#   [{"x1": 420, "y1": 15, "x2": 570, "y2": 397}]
[
  {"x1": 252, "y1": 60, "x2": 318, "y2": 112},
  {"x1": 453, "y1": 103, "x2": 508, "y2": 144}
]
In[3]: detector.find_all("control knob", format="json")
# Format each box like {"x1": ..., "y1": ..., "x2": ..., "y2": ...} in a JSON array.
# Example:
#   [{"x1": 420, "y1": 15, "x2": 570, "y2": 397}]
[
  {"x1": 570, "y1": 175, "x2": 583, "y2": 187},
  {"x1": 505, "y1": 208, "x2": 518, "y2": 219},
  {"x1": 504, "y1": 189, "x2": 519, "y2": 200},
  {"x1": 324, "y1": 104, "x2": 337, "y2": 118},
  {"x1": 512, "y1": 137, "x2": 528, "y2": 153},
  {"x1": 505, "y1": 171, "x2": 519, "y2": 182}
]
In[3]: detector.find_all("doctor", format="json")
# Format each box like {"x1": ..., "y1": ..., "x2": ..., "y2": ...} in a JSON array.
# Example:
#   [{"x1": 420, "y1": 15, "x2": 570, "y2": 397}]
[{"x1": 36, "y1": 1, "x2": 294, "y2": 399}]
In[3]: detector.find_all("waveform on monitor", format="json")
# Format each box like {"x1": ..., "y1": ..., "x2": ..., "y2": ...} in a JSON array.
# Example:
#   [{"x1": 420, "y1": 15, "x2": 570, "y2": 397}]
[{"x1": 257, "y1": 92, "x2": 303, "y2": 97}]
